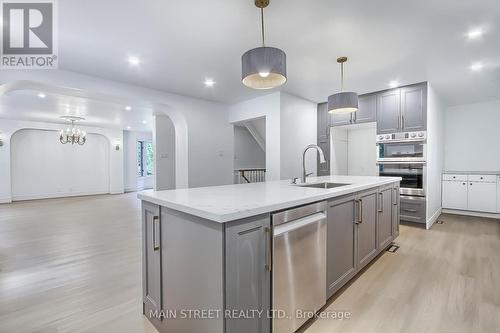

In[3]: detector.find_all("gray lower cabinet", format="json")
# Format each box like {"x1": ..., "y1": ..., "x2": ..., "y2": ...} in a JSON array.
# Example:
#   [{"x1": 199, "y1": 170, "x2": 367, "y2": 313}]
[
  {"x1": 326, "y1": 194, "x2": 357, "y2": 298},
  {"x1": 356, "y1": 189, "x2": 378, "y2": 270},
  {"x1": 377, "y1": 186, "x2": 393, "y2": 250},
  {"x1": 142, "y1": 202, "x2": 162, "y2": 327},
  {"x1": 355, "y1": 94, "x2": 377, "y2": 124},
  {"x1": 392, "y1": 186, "x2": 400, "y2": 238},
  {"x1": 225, "y1": 215, "x2": 271, "y2": 333}
]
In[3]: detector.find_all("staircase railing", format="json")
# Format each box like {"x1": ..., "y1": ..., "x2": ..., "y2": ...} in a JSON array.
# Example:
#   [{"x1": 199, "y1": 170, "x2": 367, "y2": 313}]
[{"x1": 235, "y1": 169, "x2": 266, "y2": 184}]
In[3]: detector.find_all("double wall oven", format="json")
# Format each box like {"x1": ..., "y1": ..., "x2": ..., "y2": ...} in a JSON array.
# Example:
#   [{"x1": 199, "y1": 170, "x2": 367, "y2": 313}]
[{"x1": 377, "y1": 131, "x2": 427, "y2": 223}]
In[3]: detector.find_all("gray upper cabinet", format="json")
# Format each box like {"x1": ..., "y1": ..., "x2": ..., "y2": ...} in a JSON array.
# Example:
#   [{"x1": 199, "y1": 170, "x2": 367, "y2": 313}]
[
  {"x1": 330, "y1": 111, "x2": 351, "y2": 127},
  {"x1": 225, "y1": 215, "x2": 271, "y2": 333},
  {"x1": 142, "y1": 202, "x2": 162, "y2": 325},
  {"x1": 377, "y1": 186, "x2": 393, "y2": 250},
  {"x1": 317, "y1": 103, "x2": 330, "y2": 176},
  {"x1": 377, "y1": 82, "x2": 427, "y2": 134},
  {"x1": 376, "y1": 89, "x2": 401, "y2": 134},
  {"x1": 355, "y1": 94, "x2": 377, "y2": 124},
  {"x1": 356, "y1": 189, "x2": 378, "y2": 271},
  {"x1": 326, "y1": 194, "x2": 357, "y2": 298},
  {"x1": 401, "y1": 84, "x2": 427, "y2": 132}
]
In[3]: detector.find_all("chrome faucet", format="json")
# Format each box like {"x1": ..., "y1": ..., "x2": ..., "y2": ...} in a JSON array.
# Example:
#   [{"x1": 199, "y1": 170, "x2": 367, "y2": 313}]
[{"x1": 301, "y1": 144, "x2": 327, "y2": 183}]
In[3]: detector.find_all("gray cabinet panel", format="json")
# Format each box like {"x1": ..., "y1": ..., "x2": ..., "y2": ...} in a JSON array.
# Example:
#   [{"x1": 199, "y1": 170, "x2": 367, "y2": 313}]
[
  {"x1": 376, "y1": 89, "x2": 401, "y2": 134},
  {"x1": 317, "y1": 103, "x2": 330, "y2": 176},
  {"x1": 326, "y1": 195, "x2": 357, "y2": 298},
  {"x1": 330, "y1": 112, "x2": 352, "y2": 127},
  {"x1": 377, "y1": 187, "x2": 393, "y2": 250},
  {"x1": 142, "y1": 202, "x2": 162, "y2": 325},
  {"x1": 355, "y1": 94, "x2": 377, "y2": 124},
  {"x1": 226, "y1": 215, "x2": 271, "y2": 333},
  {"x1": 401, "y1": 84, "x2": 427, "y2": 132},
  {"x1": 392, "y1": 186, "x2": 400, "y2": 238},
  {"x1": 400, "y1": 197, "x2": 426, "y2": 224},
  {"x1": 356, "y1": 190, "x2": 378, "y2": 270}
]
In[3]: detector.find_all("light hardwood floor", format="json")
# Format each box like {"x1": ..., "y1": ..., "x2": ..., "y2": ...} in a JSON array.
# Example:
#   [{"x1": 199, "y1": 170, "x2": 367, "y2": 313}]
[{"x1": 1, "y1": 194, "x2": 499, "y2": 333}]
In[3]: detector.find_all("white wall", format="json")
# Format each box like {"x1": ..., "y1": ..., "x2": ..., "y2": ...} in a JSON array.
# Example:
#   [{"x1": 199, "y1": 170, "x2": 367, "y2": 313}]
[
  {"x1": 154, "y1": 115, "x2": 176, "y2": 190},
  {"x1": 280, "y1": 93, "x2": 317, "y2": 180},
  {"x1": 123, "y1": 130, "x2": 153, "y2": 192},
  {"x1": 229, "y1": 92, "x2": 281, "y2": 180},
  {"x1": 0, "y1": 119, "x2": 123, "y2": 203},
  {"x1": 229, "y1": 92, "x2": 318, "y2": 181},
  {"x1": 444, "y1": 99, "x2": 500, "y2": 172},
  {"x1": 11, "y1": 130, "x2": 110, "y2": 200},
  {"x1": 233, "y1": 125, "x2": 265, "y2": 169},
  {"x1": 426, "y1": 84, "x2": 445, "y2": 228}
]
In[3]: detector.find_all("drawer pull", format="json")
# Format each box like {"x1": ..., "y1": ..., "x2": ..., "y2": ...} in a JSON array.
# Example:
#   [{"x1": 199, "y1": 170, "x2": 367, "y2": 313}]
[
  {"x1": 403, "y1": 208, "x2": 418, "y2": 213},
  {"x1": 152, "y1": 216, "x2": 160, "y2": 251}
]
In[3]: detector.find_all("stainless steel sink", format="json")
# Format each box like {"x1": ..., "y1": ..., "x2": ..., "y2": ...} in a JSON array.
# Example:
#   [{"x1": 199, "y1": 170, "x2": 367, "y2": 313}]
[{"x1": 296, "y1": 182, "x2": 351, "y2": 189}]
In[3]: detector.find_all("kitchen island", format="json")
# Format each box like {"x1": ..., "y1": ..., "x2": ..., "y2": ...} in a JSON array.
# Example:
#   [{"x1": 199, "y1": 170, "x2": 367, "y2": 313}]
[{"x1": 138, "y1": 175, "x2": 401, "y2": 333}]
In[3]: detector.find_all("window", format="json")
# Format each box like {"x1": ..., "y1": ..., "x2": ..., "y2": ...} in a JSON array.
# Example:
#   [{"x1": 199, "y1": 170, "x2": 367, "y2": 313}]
[{"x1": 137, "y1": 141, "x2": 154, "y2": 177}]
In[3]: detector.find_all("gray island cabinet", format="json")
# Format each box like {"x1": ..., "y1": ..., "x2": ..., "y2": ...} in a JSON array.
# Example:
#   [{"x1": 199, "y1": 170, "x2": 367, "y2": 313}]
[{"x1": 138, "y1": 176, "x2": 400, "y2": 333}]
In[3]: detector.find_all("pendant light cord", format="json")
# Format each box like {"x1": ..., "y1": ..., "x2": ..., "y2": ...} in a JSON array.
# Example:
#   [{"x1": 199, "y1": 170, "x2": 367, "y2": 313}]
[
  {"x1": 340, "y1": 62, "x2": 344, "y2": 92},
  {"x1": 261, "y1": 7, "x2": 265, "y2": 46}
]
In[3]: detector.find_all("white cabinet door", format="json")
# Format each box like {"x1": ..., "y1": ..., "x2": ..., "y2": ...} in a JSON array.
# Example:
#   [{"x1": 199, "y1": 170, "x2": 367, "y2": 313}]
[
  {"x1": 442, "y1": 181, "x2": 468, "y2": 210},
  {"x1": 468, "y1": 181, "x2": 497, "y2": 213}
]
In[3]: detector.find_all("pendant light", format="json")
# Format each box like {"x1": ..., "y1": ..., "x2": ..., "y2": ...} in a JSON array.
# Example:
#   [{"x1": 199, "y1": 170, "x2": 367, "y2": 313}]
[
  {"x1": 328, "y1": 57, "x2": 358, "y2": 114},
  {"x1": 241, "y1": 0, "x2": 287, "y2": 89}
]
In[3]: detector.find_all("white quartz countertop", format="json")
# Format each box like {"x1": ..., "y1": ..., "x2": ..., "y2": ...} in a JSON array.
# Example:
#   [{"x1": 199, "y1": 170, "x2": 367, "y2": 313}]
[{"x1": 138, "y1": 175, "x2": 401, "y2": 223}]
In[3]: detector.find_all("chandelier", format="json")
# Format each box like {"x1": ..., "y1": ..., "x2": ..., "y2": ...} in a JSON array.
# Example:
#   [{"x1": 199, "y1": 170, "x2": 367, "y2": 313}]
[{"x1": 59, "y1": 116, "x2": 86, "y2": 145}]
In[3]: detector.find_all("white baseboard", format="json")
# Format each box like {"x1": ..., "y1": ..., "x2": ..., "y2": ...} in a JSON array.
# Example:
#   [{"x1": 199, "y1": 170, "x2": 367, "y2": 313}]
[
  {"x1": 0, "y1": 196, "x2": 12, "y2": 204},
  {"x1": 426, "y1": 208, "x2": 442, "y2": 229},
  {"x1": 442, "y1": 209, "x2": 500, "y2": 220},
  {"x1": 12, "y1": 190, "x2": 109, "y2": 202}
]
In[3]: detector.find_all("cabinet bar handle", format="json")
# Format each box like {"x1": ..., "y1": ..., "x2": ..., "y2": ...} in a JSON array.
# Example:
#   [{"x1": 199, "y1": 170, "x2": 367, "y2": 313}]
[
  {"x1": 402, "y1": 115, "x2": 405, "y2": 129},
  {"x1": 357, "y1": 199, "x2": 363, "y2": 224},
  {"x1": 392, "y1": 188, "x2": 398, "y2": 205},
  {"x1": 403, "y1": 209, "x2": 417, "y2": 213},
  {"x1": 265, "y1": 227, "x2": 272, "y2": 272},
  {"x1": 378, "y1": 193, "x2": 383, "y2": 212},
  {"x1": 152, "y1": 216, "x2": 160, "y2": 251}
]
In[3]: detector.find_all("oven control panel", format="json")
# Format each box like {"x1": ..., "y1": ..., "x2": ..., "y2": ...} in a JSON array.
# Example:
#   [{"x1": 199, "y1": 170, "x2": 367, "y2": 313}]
[{"x1": 377, "y1": 131, "x2": 427, "y2": 143}]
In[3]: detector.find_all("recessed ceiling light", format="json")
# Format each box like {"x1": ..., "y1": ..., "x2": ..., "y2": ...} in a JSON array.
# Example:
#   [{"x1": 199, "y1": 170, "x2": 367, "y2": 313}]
[
  {"x1": 467, "y1": 28, "x2": 484, "y2": 40},
  {"x1": 142, "y1": 120, "x2": 147, "y2": 124},
  {"x1": 388, "y1": 80, "x2": 399, "y2": 88},
  {"x1": 127, "y1": 56, "x2": 141, "y2": 66},
  {"x1": 126, "y1": 126, "x2": 131, "y2": 130},
  {"x1": 470, "y1": 62, "x2": 483, "y2": 71},
  {"x1": 204, "y1": 78, "x2": 216, "y2": 87},
  {"x1": 37, "y1": 92, "x2": 46, "y2": 98},
  {"x1": 125, "y1": 105, "x2": 132, "y2": 111}
]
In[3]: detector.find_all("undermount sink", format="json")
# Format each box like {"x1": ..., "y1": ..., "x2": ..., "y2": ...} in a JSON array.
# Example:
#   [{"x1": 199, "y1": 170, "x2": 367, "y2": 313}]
[{"x1": 296, "y1": 182, "x2": 351, "y2": 189}]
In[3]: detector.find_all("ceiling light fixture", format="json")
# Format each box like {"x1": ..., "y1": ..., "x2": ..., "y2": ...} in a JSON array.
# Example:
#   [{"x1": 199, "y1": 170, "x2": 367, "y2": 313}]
[
  {"x1": 467, "y1": 28, "x2": 484, "y2": 40},
  {"x1": 59, "y1": 116, "x2": 86, "y2": 145},
  {"x1": 241, "y1": 0, "x2": 287, "y2": 89},
  {"x1": 126, "y1": 126, "x2": 131, "y2": 130},
  {"x1": 37, "y1": 92, "x2": 46, "y2": 98},
  {"x1": 328, "y1": 57, "x2": 358, "y2": 114},
  {"x1": 470, "y1": 62, "x2": 483, "y2": 71},
  {"x1": 204, "y1": 78, "x2": 216, "y2": 87},
  {"x1": 389, "y1": 80, "x2": 399, "y2": 88},
  {"x1": 127, "y1": 56, "x2": 141, "y2": 66},
  {"x1": 125, "y1": 105, "x2": 132, "y2": 111},
  {"x1": 142, "y1": 120, "x2": 147, "y2": 125}
]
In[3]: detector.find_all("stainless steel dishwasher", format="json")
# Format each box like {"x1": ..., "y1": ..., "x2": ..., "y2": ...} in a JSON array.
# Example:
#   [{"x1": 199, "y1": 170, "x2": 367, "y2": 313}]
[{"x1": 272, "y1": 201, "x2": 327, "y2": 333}]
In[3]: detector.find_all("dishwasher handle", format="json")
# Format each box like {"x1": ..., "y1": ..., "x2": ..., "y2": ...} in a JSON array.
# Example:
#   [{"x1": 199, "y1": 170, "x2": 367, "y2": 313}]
[{"x1": 273, "y1": 212, "x2": 326, "y2": 237}]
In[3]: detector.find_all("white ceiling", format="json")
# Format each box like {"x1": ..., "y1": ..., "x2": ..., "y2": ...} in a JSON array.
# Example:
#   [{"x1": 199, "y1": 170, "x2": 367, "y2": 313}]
[
  {"x1": 52, "y1": 0, "x2": 500, "y2": 106},
  {"x1": 0, "y1": 90, "x2": 154, "y2": 131}
]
